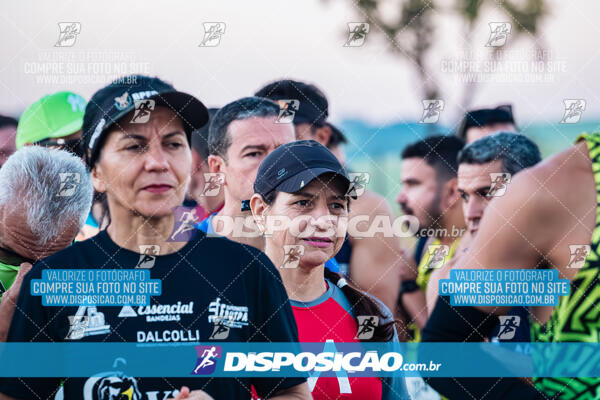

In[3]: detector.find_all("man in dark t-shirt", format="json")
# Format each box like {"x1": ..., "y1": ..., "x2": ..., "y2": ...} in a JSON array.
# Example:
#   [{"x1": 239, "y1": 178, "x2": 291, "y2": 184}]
[{"x1": 0, "y1": 230, "x2": 305, "y2": 399}]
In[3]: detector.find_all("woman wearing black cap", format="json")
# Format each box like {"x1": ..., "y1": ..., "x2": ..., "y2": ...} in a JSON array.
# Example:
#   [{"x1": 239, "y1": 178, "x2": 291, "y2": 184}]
[
  {"x1": 0, "y1": 76, "x2": 310, "y2": 400},
  {"x1": 250, "y1": 140, "x2": 410, "y2": 400}
]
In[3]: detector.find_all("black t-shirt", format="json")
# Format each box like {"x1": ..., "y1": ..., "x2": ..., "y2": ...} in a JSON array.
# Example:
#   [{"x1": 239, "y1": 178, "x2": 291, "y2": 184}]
[{"x1": 0, "y1": 230, "x2": 305, "y2": 400}]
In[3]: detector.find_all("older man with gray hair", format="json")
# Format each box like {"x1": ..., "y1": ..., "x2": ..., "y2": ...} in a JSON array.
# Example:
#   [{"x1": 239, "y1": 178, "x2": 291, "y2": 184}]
[{"x1": 0, "y1": 146, "x2": 93, "y2": 341}]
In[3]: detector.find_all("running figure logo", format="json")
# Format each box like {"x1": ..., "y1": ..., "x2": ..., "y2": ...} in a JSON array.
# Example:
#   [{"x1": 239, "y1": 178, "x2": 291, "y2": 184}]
[
  {"x1": 209, "y1": 323, "x2": 230, "y2": 340},
  {"x1": 192, "y1": 345, "x2": 222, "y2": 375},
  {"x1": 282, "y1": 245, "x2": 304, "y2": 269},
  {"x1": 497, "y1": 315, "x2": 521, "y2": 340},
  {"x1": 560, "y1": 99, "x2": 586, "y2": 124},
  {"x1": 566, "y1": 245, "x2": 591, "y2": 269},
  {"x1": 420, "y1": 100, "x2": 444, "y2": 124},
  {"x1": 202, "y1": 172, "x2": 225, "y2": 197},
  {"x1": 131, "y1": 99, "x2": 155, "y2": 124},
  {"x1": 426, "y1": 245, "x2": 449, "y2": 270},
  {"x1": 136, "y1": 245, "x2": 160, "y2": 269},
  {"x1": 486, "y1": 22, "x2": 511, "y2": 47},
  {"x1": 199, "y1": 22, "x2": 226, "y2": 47},
  {"x1": 344, "y1": 23, "x2": 370, "y2": 47},
  {"x1": 57, "y1": 172, "x2": 80, "y2": 197},
  {"x1": 355, "y1": 316, "x2": 379, "y2": 340},
  {"x1": 168, "y1": 206, "x2": 200, "y2": 242},
  {"x1": 346, "y1": 173, "x2": 370, "y2": 198},
  {"x1": 275, "y1": 100, "x2": 300, "y2": 123},
  {"x1": 55, "y1": 22, "x2": 81, "y2": 47},
  {"x1": 487, "y1": 173, "x2": 512, "y2": 197}
]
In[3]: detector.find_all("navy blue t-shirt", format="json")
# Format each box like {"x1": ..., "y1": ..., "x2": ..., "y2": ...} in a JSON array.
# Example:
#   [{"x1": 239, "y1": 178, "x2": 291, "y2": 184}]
[{"x1": 0, "y1": 230, "x2": 305, "y2": 399}]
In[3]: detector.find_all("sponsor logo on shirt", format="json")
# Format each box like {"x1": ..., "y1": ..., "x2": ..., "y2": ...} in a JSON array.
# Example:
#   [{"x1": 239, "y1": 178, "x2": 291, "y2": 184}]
[
  {"x1": 208, "y1": 297, "x2": 248, "y2": 328},
  {"x1": 136, "y1": 329, "x2": 201, "y2": 343},
  {"x1": 66, "y1": 306, "x2": 110, "y2": 340},
  {"x1": 118, "y1": 301, "x2": 194, "y2": 323}
]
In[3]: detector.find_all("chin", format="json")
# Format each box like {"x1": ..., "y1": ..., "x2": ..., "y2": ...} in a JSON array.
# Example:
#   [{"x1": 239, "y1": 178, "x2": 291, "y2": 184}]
[{"x1": 302, "y1": 250, "x2": 333, "y2": 267}]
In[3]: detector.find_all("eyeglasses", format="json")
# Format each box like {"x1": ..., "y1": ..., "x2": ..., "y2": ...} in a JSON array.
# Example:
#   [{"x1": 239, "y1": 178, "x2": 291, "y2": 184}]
[{"x1": 35, "y1": 137, "x2": 84, "y2": 157}]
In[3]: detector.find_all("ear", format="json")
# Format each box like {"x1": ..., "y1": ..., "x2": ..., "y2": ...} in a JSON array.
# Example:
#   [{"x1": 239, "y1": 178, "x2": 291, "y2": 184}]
[
  {"x1": 208, "y1": 154, "x2": 225, "y2": 174},
  {"x1": 314, "y1": 124, "x2": 332, "y2": 146},
  {"x1": 250, "y1": 193, "x2": 268, "y2": 233},
  {"x1": 91, "y1": 166, "x2": 107, "y2": 193},
  {"x1": 442, "y1": 178, "x2": 460, "y2": 209}
]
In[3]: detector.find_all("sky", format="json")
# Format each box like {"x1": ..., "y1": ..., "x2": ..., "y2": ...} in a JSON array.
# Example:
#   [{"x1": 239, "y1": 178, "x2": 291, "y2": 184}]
[{"x1": 2, "y1": 0, "x2": 599, "y2": 128}]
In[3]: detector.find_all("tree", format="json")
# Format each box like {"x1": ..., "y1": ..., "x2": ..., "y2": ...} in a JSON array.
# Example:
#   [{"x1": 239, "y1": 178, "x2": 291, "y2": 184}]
[{"x1": 348, "y1": 0, "x2": 548, "y2": 118}]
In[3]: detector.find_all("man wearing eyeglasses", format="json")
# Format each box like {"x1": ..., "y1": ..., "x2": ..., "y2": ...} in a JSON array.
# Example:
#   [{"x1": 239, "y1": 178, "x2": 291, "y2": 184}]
[{"x1": 16, "y1": 91, "x2": 86, "y2": 157}]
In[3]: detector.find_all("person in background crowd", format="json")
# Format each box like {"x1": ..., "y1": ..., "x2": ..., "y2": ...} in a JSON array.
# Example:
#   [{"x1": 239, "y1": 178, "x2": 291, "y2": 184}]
[
  {"x1": 456, "y1": 104, "x2": 518, "y2": 143},
  {"x1": 198, "y1": 97, "x2": 295, "y2": 247},
  {"x1": 255, "y1": 79, "x2": 403, "y2": 314},
  {"x1": 421, "y1": 134, "x2": 600, "y2": 399},
  {"x1": 426, "y1": 133, "x2": 542, "y2": 345},
  {"x1": 250, "y1": 140, "x2": 410, "y2": 400},
  {"x1": 0, "y1": 75, "x2": 310, "y2": 400},
  {"x1": 0, "y1": 115, "x2": 17, "y2": 168},
  {"x1": 396, "y1": 135, "x2": 465, "y2": 340},
  {"x1": 188, "y1": 108, "x2": 224, "y2": 220},
  {"x1": 325, "y1": 122, "x2": 347, "y2": 166},
  {"x1": 15, "y1": 91, "x2": 102, "y2": 241},
  {"x1": 0, "y1": 146, "x2": 93, "y2": 341}
]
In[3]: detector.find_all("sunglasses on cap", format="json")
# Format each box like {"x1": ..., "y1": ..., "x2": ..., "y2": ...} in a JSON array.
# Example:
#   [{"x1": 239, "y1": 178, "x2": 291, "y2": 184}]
[{"x1": 36, "y1": 137, "x2": 84, "y2": 158}]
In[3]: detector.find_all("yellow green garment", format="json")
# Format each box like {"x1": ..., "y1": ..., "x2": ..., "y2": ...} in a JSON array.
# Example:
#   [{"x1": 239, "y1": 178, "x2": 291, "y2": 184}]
[
  {"x1": 407, "y1": 238, "x2": 460, "y2": 343},
  {"x1": 530, "y1": 132, "x2": 600, "y2": 399},
  {"x1": 0, "y1": 261, "x2": 19, "y2": 303}
]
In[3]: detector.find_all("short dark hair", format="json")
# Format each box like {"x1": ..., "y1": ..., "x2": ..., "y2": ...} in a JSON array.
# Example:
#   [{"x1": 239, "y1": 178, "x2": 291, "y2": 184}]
[
  {"x1": 401, "y1": 135, "x2": 465, "y2": 180},
  {"x1": 191, "y1": 108, "x2": 218, "y2": 160},
  {"x1": 0, "y1": 115, "x2": 18, "y2": 130},
  {"x1": 326, "y1": 122, "x2": 347, "y2": 148},
  {"x1": 458, "y1": 132, "x2": 541, "y2": 175},
  {"x1": 456, "y1": 105, "x2": 516, "y2": 139},
  {"x1": 208, "y1": 97, "x2": 280, "y2": 158},
  {"x1": 254, "y1": 79, "x2": 329, "y2": 126}
]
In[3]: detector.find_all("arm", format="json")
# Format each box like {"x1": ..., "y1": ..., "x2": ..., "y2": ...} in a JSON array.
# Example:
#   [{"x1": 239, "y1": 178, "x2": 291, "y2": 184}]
[
  {"x1": 348, "y1": 191, "x2": 402, "y2": 314},
  {"x1": 0, "y1": 263, "x2": 32, "y2": 341}
]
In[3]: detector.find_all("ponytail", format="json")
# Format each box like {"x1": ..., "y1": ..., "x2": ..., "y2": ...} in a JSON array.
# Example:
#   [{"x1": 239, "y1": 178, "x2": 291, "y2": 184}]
[{"x1": 324, "y1": 269, "x2": 396, "y2": 342}]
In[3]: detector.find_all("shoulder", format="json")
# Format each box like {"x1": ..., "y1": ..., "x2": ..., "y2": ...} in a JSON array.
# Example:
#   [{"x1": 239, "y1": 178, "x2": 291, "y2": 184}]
[
  {"x1": 34, "y1": 235, "x2": 100, "y2": 270},
  {"x1": 500, "y1": 141, "x2": 593, "y2": 225},
  {"x1": 198, "y1": 234, "x2": 279, "y2": 278}
]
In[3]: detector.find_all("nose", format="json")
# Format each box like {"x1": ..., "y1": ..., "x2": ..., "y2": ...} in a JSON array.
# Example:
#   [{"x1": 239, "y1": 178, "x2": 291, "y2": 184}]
[
  {"x1": 309, "y1": 201, "x2": 335, "y2": 232},
  {"x1": 396, "y1": 189, "x2": 406, "y2": 205},
  {"x1": 465, "y1": 196, "x2": 484, "y2": 222},
  {"x1": 143, "y1": 141, "x2": 169, "y2": 172}
]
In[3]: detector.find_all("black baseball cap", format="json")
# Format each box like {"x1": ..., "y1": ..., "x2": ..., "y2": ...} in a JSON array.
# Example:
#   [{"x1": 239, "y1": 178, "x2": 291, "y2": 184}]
[
  {"x1": 254, "y1": 79, "x2": 328, "y2": 126},
  {"x1": 253, "y1": 140, "x2": 355, "y2": 200},
  {"x1": 82, "y1": 75, "x2": 209, "y2": 167}
]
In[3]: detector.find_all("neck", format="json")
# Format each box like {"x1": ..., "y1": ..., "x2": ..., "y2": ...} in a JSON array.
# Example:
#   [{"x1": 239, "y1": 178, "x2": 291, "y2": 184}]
[
  {"x1": 215, "y1": 197, "x2": 265, "y2": 250},
  {"x1": 266, "y1": 244, "x2": 327, "y2": 302},
  {"x1": 106, "y1": 210, "x2": 185, "y2": 255},
  {"x1": 0, "y1": 244, "x2": 27, "y2": 266}
]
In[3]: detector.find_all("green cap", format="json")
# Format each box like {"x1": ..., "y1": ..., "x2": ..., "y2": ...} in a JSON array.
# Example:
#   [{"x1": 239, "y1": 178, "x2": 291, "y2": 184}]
[{"x1": 16, "y1": 91, "x2": 86, "y2": 149}]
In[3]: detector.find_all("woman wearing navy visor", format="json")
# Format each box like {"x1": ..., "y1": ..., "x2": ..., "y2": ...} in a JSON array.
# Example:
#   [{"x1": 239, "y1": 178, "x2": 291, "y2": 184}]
[
  {"x1": 0, "y1": 76, "x2": 310, "y2": 400},
  {"x1": 250, "y1": 140, "x2": 410, "y2": 400}
]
